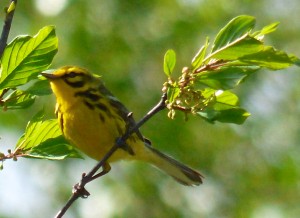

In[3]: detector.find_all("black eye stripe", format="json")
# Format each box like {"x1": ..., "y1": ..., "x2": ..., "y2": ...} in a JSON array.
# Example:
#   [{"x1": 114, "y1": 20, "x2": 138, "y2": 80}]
[
  {"x1": 67, "y1": 71, "x2": 78, "y2": 78},
  {"x1": 63, "y1": 78, "x2": 85, "y2": 88},
  {"x1": 62, "y1": 72, "x2": 88, "y2": 88},
  {"x1": 62, "y1": 71, "x2": 85, "y2": 79}
]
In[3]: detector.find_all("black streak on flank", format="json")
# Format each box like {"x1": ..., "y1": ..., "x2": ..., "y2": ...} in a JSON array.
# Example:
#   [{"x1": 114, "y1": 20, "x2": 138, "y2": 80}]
[
  {"x1": 99, "y1": 113, "x2": 105, "y2": 122},
  {"x1": 84, "y1": 100, "x2": 95, "y2": 110},
  {"x1": 95, "y1": 102, "x2": 114, "y2": 118},
  {"x1": 55, "y1": 104, "x2": 64, "y2": 134},
  {"x1": 95, "y1": 102, "x2": 108, "y2": 111},
  {"x1": 108, "y1": 98, "x2": 129, "y2": 121},
  {"x1": 116, "y1": 123, "x2": 123, "y2": 136},
  {"x1": 74, "y1": 90, "x2": 102, "y2": 102},
  {"x1": 59, "y1": 112, "x2": 64, "y2": 135}
]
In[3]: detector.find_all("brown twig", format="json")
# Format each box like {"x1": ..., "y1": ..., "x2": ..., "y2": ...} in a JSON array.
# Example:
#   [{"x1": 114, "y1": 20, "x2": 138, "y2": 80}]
[
  {"x1": 0, "y1": 0, "x2": 17, "y2": 57},
  {"x1": 0, "y1": 148, "x2": 25, "y2": 162},
  {"x1": 55, "y1": 93, "x2": 167, "y2": 218},
  {"x1": 194, "y1": 59, "x2": 227, "y2": 74}
]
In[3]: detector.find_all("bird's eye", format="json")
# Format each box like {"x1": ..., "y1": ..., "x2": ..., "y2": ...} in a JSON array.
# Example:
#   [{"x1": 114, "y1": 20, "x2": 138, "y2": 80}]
[{"x1": 68, "y1": 71, "x2": 78, "y2": 78}]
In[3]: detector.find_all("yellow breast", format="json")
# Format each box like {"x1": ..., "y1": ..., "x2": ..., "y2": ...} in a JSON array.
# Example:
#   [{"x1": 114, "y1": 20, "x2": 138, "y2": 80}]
[{"x1": 56, "y1": 93, "x2": 142, "y2": 162}]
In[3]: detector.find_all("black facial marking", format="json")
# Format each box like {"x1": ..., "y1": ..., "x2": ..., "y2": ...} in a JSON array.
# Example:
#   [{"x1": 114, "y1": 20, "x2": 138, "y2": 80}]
[
  {"x1": 62, "y1": 72, "x2": 87, "y2": 88},
  {"x1": 67, "y1": 71, "x2": 78, "y2": 78},
  {"x1": 63, "y1": 78, "x2": 85, "y2": 88},
  {"x1": 74, "y1": 89, "x2": 102, "y2": 102}
]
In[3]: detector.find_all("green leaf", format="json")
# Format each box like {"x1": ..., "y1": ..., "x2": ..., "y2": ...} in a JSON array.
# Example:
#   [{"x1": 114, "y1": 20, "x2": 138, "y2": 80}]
[
  {"x1": 196, "y1": 89, "x2": 250, "y2": 124},
  {"x1": 167, "y1": 86, "x2": 180, "y2": 103},
  {"x1": 163, "y1": 49, "x2": 176, "y2": 77},
  {"x1": 26, "y1": 135, "x2": 82, "y2": 160},
  {"x1": 201, "y1": 88, "x2": 239, "y2": 106},
  {"x1": 195, "y1": 66, "x2": 259, "y2": 90},
  {"x1": 15, "y1": 111, "x2": 81, "y2": 160},
  {"x1": 1, "y1": 89, "x2": 35, "y2": 109},
  {"x1": 26, "y1": 77, "x2": 53, "y2": 96},
  {"x1": 210, "y1": 35, "x2": 264, "y2": 61},
  {"x1": 0, "y1": 26, "x2": 58, "y2": 89},
  {"x1": 16, "y1": 110, "x2": 58, "y2": 150},
  {"x1": 191, "y1": 37, "x2": 209, "y2": 70},
  {"x1": 212, "y1": 15, "x2": 256, "y2": 53},
  {"x1": 293, "y1": 57, "x2": 300, "y2": 67},
  {"x1": 239, "y1": 46, "x2": 296, "y2": 70},
  {"x1": 197, "y1": 107, "x2": 250, "y2": 124},
  {"x1": 202, "y1": 89, "x2": 239, "y2": 106},
  {"x1": 213, "y1": 89, "x2": 239, "y2": 106},
  {"x1": 252, "y1": 22, "x2": 279, "y2": 40}
]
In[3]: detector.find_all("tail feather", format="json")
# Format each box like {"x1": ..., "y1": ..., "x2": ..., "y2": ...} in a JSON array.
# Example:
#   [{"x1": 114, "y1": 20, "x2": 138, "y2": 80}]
[{"x1": 144, "y1": 145, "x2": 204, "y2": 186}]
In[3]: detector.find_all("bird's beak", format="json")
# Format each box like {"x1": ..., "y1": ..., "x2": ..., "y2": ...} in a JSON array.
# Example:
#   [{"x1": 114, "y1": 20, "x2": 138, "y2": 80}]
[{"x1": 41, "y1": 69, "x2": 59, "y2": 80}]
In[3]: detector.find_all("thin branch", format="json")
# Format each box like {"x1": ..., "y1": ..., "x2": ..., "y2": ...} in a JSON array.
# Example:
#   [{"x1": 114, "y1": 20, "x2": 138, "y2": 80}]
[
  {"x1": 55, "y1": 93, "x2": 167, "y2": 218},
  {"x1": 0, "y1": 0, "x2": 17, "y2": 58},
  {"x1": 0, "y1": 149, "x2": 25, "y2": 161}
]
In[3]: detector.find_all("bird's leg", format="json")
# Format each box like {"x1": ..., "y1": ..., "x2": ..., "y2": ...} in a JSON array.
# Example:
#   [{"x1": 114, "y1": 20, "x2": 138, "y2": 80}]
[
  {"x1": 90, "y1": 162, "x2": 111, "y2": 181},
  {"x1": 72, "y1": 162, "x2": 111, "y2": 198}
]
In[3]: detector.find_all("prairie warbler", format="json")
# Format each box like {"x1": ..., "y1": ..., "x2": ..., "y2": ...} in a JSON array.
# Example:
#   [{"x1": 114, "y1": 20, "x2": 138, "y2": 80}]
[{"x1": 42, "y1": 66, "x2": 203, "y2": 186}]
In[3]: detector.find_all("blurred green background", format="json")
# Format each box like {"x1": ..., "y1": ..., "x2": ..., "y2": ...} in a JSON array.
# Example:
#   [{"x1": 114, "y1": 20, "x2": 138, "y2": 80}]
[{"x1": 0, "y1": 0, "x2": 299, "y2": 217}]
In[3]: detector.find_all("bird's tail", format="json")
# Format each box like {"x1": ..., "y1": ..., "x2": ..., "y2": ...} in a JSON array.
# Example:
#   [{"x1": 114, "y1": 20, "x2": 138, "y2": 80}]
[{"x1": 142, "y1": 144, "x2": 204, "y2": 186}]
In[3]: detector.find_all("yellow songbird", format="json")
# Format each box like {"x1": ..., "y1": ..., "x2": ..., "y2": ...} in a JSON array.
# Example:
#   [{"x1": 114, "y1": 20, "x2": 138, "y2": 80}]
[{"x1": 42, "y1": 66, "x2": 203, "y2": 186}]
